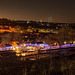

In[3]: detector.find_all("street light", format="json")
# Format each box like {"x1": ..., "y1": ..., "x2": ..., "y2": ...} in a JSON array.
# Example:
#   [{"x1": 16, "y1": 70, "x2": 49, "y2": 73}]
[{"x1": 64, "y1": 41, "x2": 67, "y2": 44}]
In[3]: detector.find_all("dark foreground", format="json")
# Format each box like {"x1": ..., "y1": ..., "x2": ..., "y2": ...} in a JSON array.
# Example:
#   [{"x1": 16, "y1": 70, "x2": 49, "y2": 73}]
[{"x1": 0, "y1": 53, "x2": 75, "y2": 75}]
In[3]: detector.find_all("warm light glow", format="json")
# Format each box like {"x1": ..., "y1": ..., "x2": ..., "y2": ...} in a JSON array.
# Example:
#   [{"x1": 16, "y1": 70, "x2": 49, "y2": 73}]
[
  {"x1": 16, "y1": 53, "x2": 20, "y2": 56},
  {"x1": 21, "y1": 53, "x2": 25, "y2": 56},
  {"x1": 40, "y1": 44, "x2": 44, "y2": 48},
  {"x1": 13, "y1": 48, "x2": 15, "y2": 50},
  {"x1": 70, "y1": 41, "x2": 72, "y2": 43},
  {"x1": 73, "y1": 41, "x2": 75, "y2": 44},
  {"x1": 64, "y1": 41, "x2": 66, "y2": 44},
  {"x1": 24, "y1": 44, "x2": 26, "y2": 46},
  {"x1": 16, "y1": 47, "x2": 18, "y2": 49},
  {"x1": 35, "y1": 43, "x2": 37, "y2": 45},
  {"x1": 54, "y1": 43, "x2": 56, "y2": 45},
  {"x1": 16, "y1": 50, "x2": 20, "y2": 53}
]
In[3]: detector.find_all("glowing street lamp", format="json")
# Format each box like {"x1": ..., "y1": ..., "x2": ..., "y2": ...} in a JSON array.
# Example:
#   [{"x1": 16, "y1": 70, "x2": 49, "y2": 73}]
[
  {"x1": 73, "y1": 41, "x2": 75, "y2": 44},
  {"x1": 54, "y1": 43, "x2": 56, "y2": 45},
  {"x1": 21, "y1": 53, "x2": 25, "y2": 56},
  {"x1": 35, "y1": 43, "x2": 37, "y2": 45},
  {"x1": 64, "y1": 41, "x2": 66, "y2": 44}
]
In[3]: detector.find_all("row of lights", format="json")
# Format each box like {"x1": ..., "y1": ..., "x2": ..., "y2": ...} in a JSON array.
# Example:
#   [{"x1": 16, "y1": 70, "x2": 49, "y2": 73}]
[
  {"x1": 64, "y1": 41, "x2": 75, "y2": 44},
  {"x1": 0, "y1": 41, "x2": 75, "y2": 50}
]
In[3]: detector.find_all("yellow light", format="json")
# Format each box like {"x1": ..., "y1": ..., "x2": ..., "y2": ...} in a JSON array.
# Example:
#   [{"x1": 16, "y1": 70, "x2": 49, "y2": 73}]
[
  {"x1": 16, "y1": 50, "x2": 20, "y2": 53},
  {"x1": 64, "y1": 41, "x2": 66, "y2": 44},
  {"x1": 16, "y1": 54, "x2": 20, "y2": 56},
  {"x1": 73, "y1": 41, "x2": 75, "y2": 44},
  {"x1": 27, "y1": 46, "x2": 30, "y2": 48},
  {"x1": 13, "y1": 48, "x2": 15, "y2": 50},
  {"x1": 35, "y1": 43, "x2": 37, "y2": 45},
  {"x1": 21, "y1": 53, "x2": 25, "y2": 56},
  {"x1": 33, "y1": 47, "x2": 36, "y2": 50},
  {"x1": 70, "y1": 41, "x2": 72, "y2": 43},
  {"x1": 16, "y1": 47, "x2": 18, "y2": 49},
  {"x1": 24, "y1": 44, "x2": 26, "y2": 46},
  {"x1": 21, "y1": 31, "x2": 23, "y2": 33},
  {"x1": 40, "y1": 45, "x2": 44, "y2": 48},
  {"x1": 54, "y1": 43, "x2": 56, "y2": 45}
]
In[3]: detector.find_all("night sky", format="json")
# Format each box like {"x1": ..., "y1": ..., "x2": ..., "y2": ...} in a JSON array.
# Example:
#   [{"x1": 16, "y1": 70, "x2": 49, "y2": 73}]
[{"x1": 0, "y1": 0, "x2": 75, "y2": 23}]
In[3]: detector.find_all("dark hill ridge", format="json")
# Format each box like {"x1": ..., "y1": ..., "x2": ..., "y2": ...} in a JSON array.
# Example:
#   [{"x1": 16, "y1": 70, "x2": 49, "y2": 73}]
[{"x1": 0, "y1": 18, "x2": 75, "y2": 28}]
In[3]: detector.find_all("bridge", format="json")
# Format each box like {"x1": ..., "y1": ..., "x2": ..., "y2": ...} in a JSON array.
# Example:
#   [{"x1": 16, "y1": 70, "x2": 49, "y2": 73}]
[{"x1": 0, "y1": 42, "x2": 75, "y2": 51}]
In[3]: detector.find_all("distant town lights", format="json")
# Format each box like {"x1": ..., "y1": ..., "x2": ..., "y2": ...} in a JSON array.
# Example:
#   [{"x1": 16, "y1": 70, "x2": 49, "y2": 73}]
[
  {"x1": 54, "y1": 43, "x2": 56, "y2": 45},
  {"x1": 64, "y1": 41, "x2": 67, "y2": 44},
  {"x1": 16, "y1": 47, "x2": 18, "y2": 49},
  {"x1": 24, "y1": 44, "x2": 26, "y2": 46},
  {"x1": 16, "y1": 54, "x2": 20, "y2": 56},
  {"x1": 21, "y1": 53, "x2": 25, "y2": 56},
  {"x1": 70, "y1": 41, "x2": 72, "y2": 43},
  {"x1": 73, "y1": 41, "x2": 75, "y2": 44},
  {"x1": 13, "y1": 48, "x2": 15, "y2": 50},
  {"x1": 16, "y1": 50, "x2": 20, "y2": 53},
  {"x1": 35, "y1": 43, "x2": 37, "y2": 45}
]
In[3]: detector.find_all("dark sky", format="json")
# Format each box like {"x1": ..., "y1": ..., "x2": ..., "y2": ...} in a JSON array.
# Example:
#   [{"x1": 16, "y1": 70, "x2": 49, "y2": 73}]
[{"x1": 0, "y1": 0, "x2": 75, "y2": 23}]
